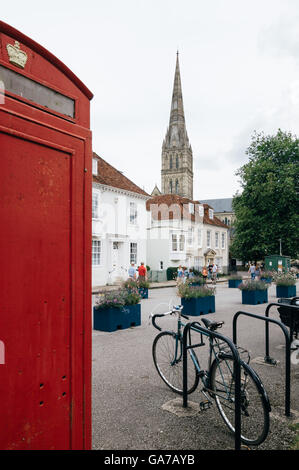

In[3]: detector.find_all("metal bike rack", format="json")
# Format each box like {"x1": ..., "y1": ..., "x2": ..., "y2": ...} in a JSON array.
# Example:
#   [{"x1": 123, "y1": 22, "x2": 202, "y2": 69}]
[
  {"x1": 265, "y1": 302, "x2": 298, "y2": 362},
  {"x1": 232, "y1": 310, "x2": 291, "y2": 417},
  {"x1": 182, "y1": 322, "x2": 242, "y2": 451}
]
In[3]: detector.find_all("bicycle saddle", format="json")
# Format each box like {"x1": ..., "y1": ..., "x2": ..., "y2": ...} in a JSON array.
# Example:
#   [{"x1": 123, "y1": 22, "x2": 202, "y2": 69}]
[{"x1": 201, "y1": 318, "x2": 224, "y2": 331}]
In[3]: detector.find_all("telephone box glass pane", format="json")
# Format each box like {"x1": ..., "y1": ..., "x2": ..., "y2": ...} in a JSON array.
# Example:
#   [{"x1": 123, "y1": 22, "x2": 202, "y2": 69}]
[{"x1": 0, "y1": 65, "x2": 75, "y2": 118}]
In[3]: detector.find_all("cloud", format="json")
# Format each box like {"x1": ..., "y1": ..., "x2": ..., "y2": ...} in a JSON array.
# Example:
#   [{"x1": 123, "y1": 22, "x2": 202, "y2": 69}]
[{"x1": 258, "y1": 15, "x2": 299, "y2": 64}]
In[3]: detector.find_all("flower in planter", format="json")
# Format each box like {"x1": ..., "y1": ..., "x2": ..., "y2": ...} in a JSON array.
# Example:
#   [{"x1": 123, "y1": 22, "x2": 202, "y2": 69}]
[
  {"x1": 122, "y1": 279, "x2": 138, "y2": 290},
  {"x1": 261, "y1": 270, "x2": 274, "y2": 278},
  {"x1": 95, "y1": 288, "x2": 141, "y2": 310},
  {"x1": 238, "y1": 280, "x2": 268, "y2": 291},
  {"x1": 137, "y1": 279, "x2": 150, "y2": 289},
  {"x1": 186, "y1": 275, "x2": 204, "y2": 286},
  {"x1": 177, "y1": 283, "x2": 215, "y2": 299},
  {"x1": 273, "y1": 271, "x2": 297, "y2": 287}
]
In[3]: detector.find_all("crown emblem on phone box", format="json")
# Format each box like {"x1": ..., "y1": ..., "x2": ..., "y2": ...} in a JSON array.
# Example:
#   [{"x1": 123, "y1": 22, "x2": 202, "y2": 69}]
[{"x1": 6, "y1": 41, "x2": 28, "y2": 69}]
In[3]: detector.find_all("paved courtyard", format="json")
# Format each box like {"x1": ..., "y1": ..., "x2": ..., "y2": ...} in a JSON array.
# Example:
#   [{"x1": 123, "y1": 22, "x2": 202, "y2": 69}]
[{"x1": 92, "y1": 281, "x2": 299, "y2": 451}]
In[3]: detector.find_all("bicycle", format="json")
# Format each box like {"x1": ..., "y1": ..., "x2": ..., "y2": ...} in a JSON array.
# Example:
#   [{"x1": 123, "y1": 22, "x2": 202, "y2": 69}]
[{"x1": 151, "y1": 305, "x2": 271, "y2": 446}]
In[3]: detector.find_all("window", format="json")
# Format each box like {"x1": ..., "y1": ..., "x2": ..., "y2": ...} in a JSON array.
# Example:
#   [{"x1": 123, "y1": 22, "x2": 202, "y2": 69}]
[
  {"x1": 172, "y1": 233, "x2": 185, "y2": 252},
  {"x1": 221, "y1": 233, "x2": 225, "y2": 249},
  {"x1": 130, "y1": 202, "x2": 137, "y2": 224},
  {"x1": 170, "y1": 156, "x2": 173, "y2": 169},
  {"x1": 209, "y1": 209, "x2": 214, "y2": 219},
  {"x1": 179, "y1": 234, "x2": 185, "y2": 251},
  {"x1": 92, "y1": 159, "x2": 98, "y2": 176},
  {"x1": 187, "y1": 227, "x2": 194, "y2": 246},
  {"x1": 176, "y1": 155, "x2": 179, "y2": 169},
  {"x1": 199, "y1": 205, "x2": 204, "y2": 217},
  {"x1": 92, "y1": 192, "x2": 99, "y2": 219},
  {"x1": 169, "y1": 180, "x2": 173, "y2": 193},
  {"x1": 172, "y1": 234, "x2": 178, "y2": 251},
  {"x1": 92, "y1": 239, "x2": 101, "y2": 266},
  {"x1": 207, "y1": 230, "x2": 211, "y2": 248},
  {"x1": 130, "y1": 242, "x2": 137, "y2": 264},
  {"x1": 215, "y1": 232, "x2": 219, "y2": 248},
  {"x1": 175, "y1": 179, "x2": 179, "y2": 194},
  {"x1": 189, "y1": 203, "x2": 194, "y2": 214},
  {"x1": 194, "y1": 257, "x2": 202, "y2": 271},
  {"x1": 198, "y1": 228, "x2": 202, "y2": 247}
]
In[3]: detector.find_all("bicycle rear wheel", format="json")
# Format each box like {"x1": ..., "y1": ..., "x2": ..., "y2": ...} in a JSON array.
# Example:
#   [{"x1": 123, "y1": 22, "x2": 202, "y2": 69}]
[
  {"x1": 209, "y1": 357, "x2": 270, "y2": 446},
  {"x1": 152, "y1": 331, "x2": 199, "y2": 394}
]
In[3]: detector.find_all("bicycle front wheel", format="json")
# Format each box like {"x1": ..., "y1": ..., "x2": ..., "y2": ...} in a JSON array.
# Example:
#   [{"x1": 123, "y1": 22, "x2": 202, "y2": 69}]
[
  {"x1": 209, "y1": 357, "x2": 269, "y2": 446},
  {"x1": 152, "y1": 331, "x2": 199, "y2": 394}
]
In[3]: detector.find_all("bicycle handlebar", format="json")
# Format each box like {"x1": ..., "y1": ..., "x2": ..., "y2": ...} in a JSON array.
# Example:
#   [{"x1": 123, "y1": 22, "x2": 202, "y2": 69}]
[{"x1": 151, "y1": 306, "x2": 189, "y2": 331}]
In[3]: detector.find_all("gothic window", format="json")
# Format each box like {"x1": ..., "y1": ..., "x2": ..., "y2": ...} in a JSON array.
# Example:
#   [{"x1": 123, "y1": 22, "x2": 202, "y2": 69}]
[
  {"x1": 169, "y1": 180, "x2": 173, "y2": 193},
  {"x1": 176, "y1": 155, "x2": 179, "y2": 169},
  {"x1": 170, "y1": 156, "x2": 173, "y2": 169},
  {"x1": 175, "y1": 179, "x2": 179, "y2": 194}
]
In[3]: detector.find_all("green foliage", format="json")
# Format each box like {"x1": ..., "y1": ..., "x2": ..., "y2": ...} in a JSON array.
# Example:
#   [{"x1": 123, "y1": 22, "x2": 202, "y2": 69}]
[
  {"x1": 186, "y1": 275, "x2": 204, "y2": 285},
  {"x1": 167, "y1": 267, "x2": 178, "y2": 280},
  {"x1": 273, "y1": 270, "x2": 297, "y2": 286},
  {"x1": 123, "y1": 278, "x2": 150, "y2": 289},
  {"x1": 238, "y1": 280, "x2": 268, "y2": 291},
  {"x1": 230, "y1": 129, "x2": 299, "y2": 261},
  {"x1": 137, "y1": 279, "x2": 150, "y2": 288},
  {"x1": 95, "y1": 288, "x2": 141, "y2": 309},
  {"x1": 177, "y1": 283, "x2": 215, "y2": 298}
]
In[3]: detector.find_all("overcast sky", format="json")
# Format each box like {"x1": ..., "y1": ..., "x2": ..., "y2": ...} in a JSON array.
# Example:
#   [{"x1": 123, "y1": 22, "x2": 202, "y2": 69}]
[{"x1": 2, "y1": 0, "x2": 299, "y2": 199}]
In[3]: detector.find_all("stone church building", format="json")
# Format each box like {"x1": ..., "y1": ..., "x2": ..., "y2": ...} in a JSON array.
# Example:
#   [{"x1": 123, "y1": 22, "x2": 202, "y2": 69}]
[
  {"x1": 152, "y1": 52, "x2": 193, "y2": 200},
  {"x1": 148, "y1": 54, "x2": 229, "y2": 275}
]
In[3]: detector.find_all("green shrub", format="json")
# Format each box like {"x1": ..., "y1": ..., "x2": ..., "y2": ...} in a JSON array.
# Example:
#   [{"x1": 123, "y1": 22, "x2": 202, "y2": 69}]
[{"x1": 167, "y1": 267, "x2": 178, "y2": 280}]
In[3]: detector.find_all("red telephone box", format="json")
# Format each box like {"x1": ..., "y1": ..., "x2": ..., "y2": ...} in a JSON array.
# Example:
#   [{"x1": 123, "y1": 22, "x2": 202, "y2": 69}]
[{"x1": 0, "y1": 21, "x2": 93, "y2": 449}]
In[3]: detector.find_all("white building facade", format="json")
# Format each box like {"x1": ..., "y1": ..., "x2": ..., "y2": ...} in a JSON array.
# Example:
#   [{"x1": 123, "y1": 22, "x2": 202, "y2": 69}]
[
  {"x1": 146, "y1": 195, "x2": 229, "y2": 274},
  {"x1": 92, "y1": 154, "x2": 149, "y2": 287}
]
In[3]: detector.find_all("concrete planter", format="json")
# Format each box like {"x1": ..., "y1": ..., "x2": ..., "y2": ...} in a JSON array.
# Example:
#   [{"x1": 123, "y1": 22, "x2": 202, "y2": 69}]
[
  {"x1": 260, "y1": 277, "x2": 273, "y2": 284},
  {"x1": 93, "y1": 304, "x2": 141, "y2": 332},
  {"x1": 228, "y1": 279, "x2": 242, "y2": 288},
  {"x1": 241, "y1": 289, "x2": 268, "y2": 305},
  {"x1": 138, "y1": 287, "x2": 148, "y2": 299},
  {"x1": 181, "y1": 296, "x2": 215, "y2": 316},
  {"x1": 276, "y1": 285, "x2": 296, "y2": 298}
]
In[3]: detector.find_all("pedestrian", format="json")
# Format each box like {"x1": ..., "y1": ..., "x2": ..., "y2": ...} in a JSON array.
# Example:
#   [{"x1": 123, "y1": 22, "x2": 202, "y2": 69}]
[
  {"x1": 189, "y1": 268, "x2": 195, "y2": 278},
  {"x1": 137, "y1": 262, "x2": 147, "y2": 282},
  {"x1": 183, "y1": 267, "x2": 189, "y2": 283},
  {"x1": 248, "y1": 263, "x2": 256, "y2": 280},
  {"x1": 177, "y1": 265, "x2": 184, "y2": 284},
  {"x1": 202, "y1": 266, "x2": 208, "y2": 284},
  {"x1": 255, "y1": 264, "x2": 260, "y2": 280},
  {"x1": 208, "y1": 264, "x2": 213, "y2": 280},
  {"x1": 212, "y1": 263, "x2": 218, "y2": 284},
  {"x1": 128, "y1": 262, "x2": 137, "y2": 281}
]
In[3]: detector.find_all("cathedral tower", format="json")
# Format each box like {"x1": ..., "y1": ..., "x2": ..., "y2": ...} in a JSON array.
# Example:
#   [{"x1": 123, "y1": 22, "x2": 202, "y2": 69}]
[{"x1": 161, "y1": 53, "x2": 193, "y2": 199}]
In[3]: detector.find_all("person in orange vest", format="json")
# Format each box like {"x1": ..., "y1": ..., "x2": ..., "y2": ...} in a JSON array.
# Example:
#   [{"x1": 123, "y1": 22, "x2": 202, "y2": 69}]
[
  {"x1": 202, "y1": 266, "x2": 208, "y2": 284},
  {"x1": 138, "y1": 262, "x2": 147, "y2": 282}
]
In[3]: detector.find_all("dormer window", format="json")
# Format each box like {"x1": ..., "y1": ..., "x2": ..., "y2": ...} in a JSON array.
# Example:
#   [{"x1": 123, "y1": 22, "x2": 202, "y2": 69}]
[
  {"x1": 209, "y1": 209, "x2": 214, "y2": 219},
  {"x1": 92, "y1": 159, "x2": 98, "y2": 176},
  {"x1": 189, "y1": 203, "x2": 194, "y2": 214}
]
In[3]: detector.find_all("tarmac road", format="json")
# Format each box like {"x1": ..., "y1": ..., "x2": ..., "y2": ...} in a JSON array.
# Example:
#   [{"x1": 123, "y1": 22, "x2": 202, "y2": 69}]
[{"x1": 91, "y1": 281, "x2": 299, "y2": 451}]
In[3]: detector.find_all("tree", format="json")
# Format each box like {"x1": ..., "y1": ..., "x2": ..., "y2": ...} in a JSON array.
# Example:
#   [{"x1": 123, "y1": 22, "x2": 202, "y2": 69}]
[{"x1": 230, "y1": 129, "x2": 299, "y2": 262}]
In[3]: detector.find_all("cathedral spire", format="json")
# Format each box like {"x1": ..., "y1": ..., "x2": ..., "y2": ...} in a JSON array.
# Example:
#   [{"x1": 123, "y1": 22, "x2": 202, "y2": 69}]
[
  {"x1": 169, "y1": 51, "x2": 186, "y2": 129},
  {"x1": 161, "y1": 53, "x2": 194, "y2": 200}
]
